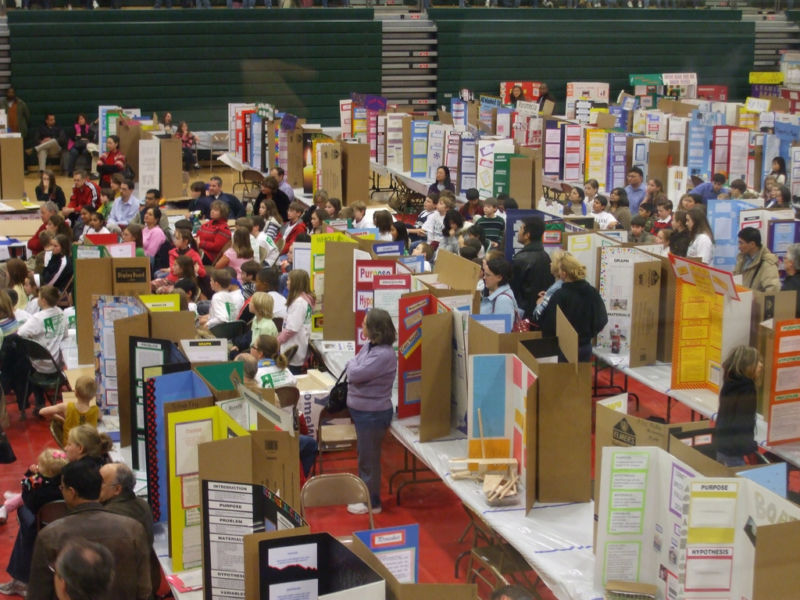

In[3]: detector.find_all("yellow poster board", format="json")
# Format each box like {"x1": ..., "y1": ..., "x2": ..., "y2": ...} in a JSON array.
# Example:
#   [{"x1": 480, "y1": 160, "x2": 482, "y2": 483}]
[{"x1": 167, "y1": 406, "x2": 248, "y2": 571}]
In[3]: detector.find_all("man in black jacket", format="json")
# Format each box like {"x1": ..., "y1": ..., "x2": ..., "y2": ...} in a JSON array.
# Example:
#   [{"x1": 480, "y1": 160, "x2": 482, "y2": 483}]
[{"x1": 511, "y1": 217, "x2": 554, "y2": 320}]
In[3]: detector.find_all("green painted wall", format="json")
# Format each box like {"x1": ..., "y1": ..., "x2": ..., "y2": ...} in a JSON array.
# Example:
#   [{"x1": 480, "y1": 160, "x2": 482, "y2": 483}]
[
  {"x1": 430, "y1": 9, "x2": 754, "y2": 111},
  {"x1": 8, "y1": 9, "x2": 381, "y2": 133}
]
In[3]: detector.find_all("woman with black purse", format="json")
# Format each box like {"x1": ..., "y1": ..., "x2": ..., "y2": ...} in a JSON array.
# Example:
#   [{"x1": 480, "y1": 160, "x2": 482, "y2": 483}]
[{"x1": 344, "y1": 308, "x2": 397, "y2": 516}]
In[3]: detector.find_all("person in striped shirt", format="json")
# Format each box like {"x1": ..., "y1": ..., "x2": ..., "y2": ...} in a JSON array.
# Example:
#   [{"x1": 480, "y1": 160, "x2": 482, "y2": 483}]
[{"x1": 474, "y1": 197, "x2": 505, "y2": 250}]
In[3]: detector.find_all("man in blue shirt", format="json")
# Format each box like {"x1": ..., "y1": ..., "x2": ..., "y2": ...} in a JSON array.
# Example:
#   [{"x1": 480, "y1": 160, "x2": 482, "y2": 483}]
[
  {"x1": 690, "y1": 173, "x2": 729, "y2": 203},
  {"x1": 624, "y1": 167, "x2": 647, "y2": 214},
  {"x1": 108, "y1": 179, "x2": 140, "y2": 227}
]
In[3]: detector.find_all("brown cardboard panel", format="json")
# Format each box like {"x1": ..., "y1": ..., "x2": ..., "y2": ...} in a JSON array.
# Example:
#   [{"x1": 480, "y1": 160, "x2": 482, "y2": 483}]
[
  {"x1": 159, "y1": 138, "x2": 183, "y2": 200},
  {"x1": 536, "y1": 363, "x2": 592, "y2": 502},
  {"x1": 541, "y1": 100, "x2": 555, "y2": 116},
  {"x1": 641, "y1": 252, "x2": 676, "y2": 362},
  {"x1": 555, "y1": 307, "x2": 578, "y2": 365},
  {"x1": 243, "y1": 528, "x2": 312, "y2": 600},
  {"x1": 667, "y1": 434, "x2": 733, "y2": 478},
  {"x1": 467, "y1": 318, "x2": 540, "y2": 356},
  {"x1": 420, "y1": 312, "x2": 453, "y2": 442},
  {"x1": 434, "y1": 250, "x2": 482, "y2": 292},
  {"x1": 758, "y1": 320, "x2": 774, "y2": 417},
  {"x1": 667, "y1": 140, "x2": 682, "y2": 169},
  {"x1": 594, "y1": 112, "x2": 617, "y2": 130},
  {"x1": 647, "y1": 141, "x2": 670, "y2": 186},
  {"x1": 117, "y1": 119, "x2": 142, "y2": 177},
  {"x1": 771, "y1": 96, "x2": 792, "y2": 113},
  {"x1": 753, "y1": 521, "x2": 800, "y2": 600},
  {"x1": 319, "y1": 142, "x2": 343, "y2": 200},
  {"x1": 285, "y1": 125, "x2": 305, "y2": 190},
  {"x1": 323, "y1": 241, "x2": 357, "y2": 340},
  {"x1": 150, "y1": 311, "x2": 196, "y2": 343},
  {"x1": 198, "y1": 430, "x2": 300, "y2": 510},
  {"x1": 0, "y1": 218, "x2": 40, "y2": 239},
  {"x1": 114, "y1": 313, "x2": 150, "y2": 447},
  {"x1": 524, "y1": 379, "x2": 537, "y2": 512},
  {"x1": 467, "y1": 101, "x2": 480, "y2": 129},
  {"x1": 436, "y1": 109, "x2": 454, "y2": 126},
  {"x1": 629, "y1": 261, "x2": 661, "y2": 368},
  {"x1": 111, "y1": 257, "x2": 151, "y2": 295},
  {"x1": 75, "y1": 258, "x2": 113, "y2": 365},
  {"x1": 0, "y1": 137, "x2": 24, "y2": 199},
  {"x1": 509, "y1": 154, "x2": 535, "y2": 210},
  {"x1": 342, "y1": 142, "x2": 370, "y2": 206}
]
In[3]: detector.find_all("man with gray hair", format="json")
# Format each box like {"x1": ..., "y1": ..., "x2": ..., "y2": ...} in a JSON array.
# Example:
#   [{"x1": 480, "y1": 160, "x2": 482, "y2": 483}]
[
  {"x1": 53, "y1": 538, "x2": 114, "y2": 600},
  {"x1": 99, "y1": 462, "x2": 154, "y2": 545},
  {"x1": 27, "y1": 201, "x2": 60, "y2": 255},
  {"x1": 781, "y1": 243, "x2": 800, "y2": 318}
]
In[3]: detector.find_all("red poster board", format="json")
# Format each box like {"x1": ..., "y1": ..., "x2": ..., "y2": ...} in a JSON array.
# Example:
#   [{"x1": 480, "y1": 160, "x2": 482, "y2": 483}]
[
  {"x1": 767, "y1": 319, "x2": 800, "y2": 445},
  {"x1": 354, "y1": 260, "x2": 396, "y2": 350}
]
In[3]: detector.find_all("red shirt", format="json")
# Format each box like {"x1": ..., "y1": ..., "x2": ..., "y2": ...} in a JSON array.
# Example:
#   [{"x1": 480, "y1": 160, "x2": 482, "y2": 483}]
[
  {"x1": 97, "y1": 149, "x2": 126, "y2": 186},
  {"x1": 166, "y1": 247, "x2": 206, "y2": 283},
  {"x1": 27, "y1": 222, "x2": 47, "y2": 254},
  {"x1": 69, "y1": 181, "x2": 100, "y2": 211},
  {"x1": 196, "y1": 219, "x2": 231, "y2": 264},
  {"x1": 282, "y1": 220, "x2": 307, "y2": 256}
]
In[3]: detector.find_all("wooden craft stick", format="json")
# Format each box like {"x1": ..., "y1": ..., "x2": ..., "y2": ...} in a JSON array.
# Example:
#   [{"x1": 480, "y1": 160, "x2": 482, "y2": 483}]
[{"x1": 477, "y1": 408, "x2": 486, "y2": 458}]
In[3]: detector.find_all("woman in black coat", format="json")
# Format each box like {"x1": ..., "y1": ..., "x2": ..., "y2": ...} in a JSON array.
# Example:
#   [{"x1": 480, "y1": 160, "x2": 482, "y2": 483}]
[{"x1": 715, "y1": 345, "x2": 761, "y2": 467}]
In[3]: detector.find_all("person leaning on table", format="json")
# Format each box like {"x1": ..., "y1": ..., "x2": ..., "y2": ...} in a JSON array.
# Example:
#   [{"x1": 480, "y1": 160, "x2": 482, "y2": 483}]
[{"x1": 345, "y1": 308, "x2": 397, "y2": 516}]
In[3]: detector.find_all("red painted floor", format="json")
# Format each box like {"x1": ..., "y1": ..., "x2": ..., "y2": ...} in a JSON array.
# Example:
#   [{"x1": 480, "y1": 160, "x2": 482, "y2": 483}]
[{"x1": 0, "y1": 368, "x2": 693, "y2": 599}]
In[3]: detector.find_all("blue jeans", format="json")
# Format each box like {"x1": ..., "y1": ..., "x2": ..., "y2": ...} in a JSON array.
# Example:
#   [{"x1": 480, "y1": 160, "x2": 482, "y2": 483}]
[
  {"x1": 299, "y1": 434, "x2": 317, "y2": 477},
  {"x1": 716, "y1": 452, "x2": 746, "y2": 467},
  {"x1": 7, "y1": 506, "x2": 36, "y2": 583},
  {"x1": 349, "y1": 407, "x2": 393, "y2": 508}
]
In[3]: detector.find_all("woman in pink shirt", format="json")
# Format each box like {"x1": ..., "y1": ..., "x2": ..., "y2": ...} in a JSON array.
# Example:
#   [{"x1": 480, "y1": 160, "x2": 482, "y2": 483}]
[
  {"x1": 216, "y1": 227, "x2": 254, "y2": 280},
  {"x1": 141, "y1": 206, "x2": 166, "y2": 257}
]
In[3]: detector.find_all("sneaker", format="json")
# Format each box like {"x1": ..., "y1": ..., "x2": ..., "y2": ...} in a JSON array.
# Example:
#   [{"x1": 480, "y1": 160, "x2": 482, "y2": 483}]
[
  {"x1": 3, "y1": 492, "x2": 14, "y2": 501},
  {"x1": 0, "y1": 506, "x2": 6, "y2": 525},
  {"x1": 347, "y1": 503, "x2": 381, "y2": 515},
  {"x1": 0, "y1": 579, "x2": 27, "y2": 597}
]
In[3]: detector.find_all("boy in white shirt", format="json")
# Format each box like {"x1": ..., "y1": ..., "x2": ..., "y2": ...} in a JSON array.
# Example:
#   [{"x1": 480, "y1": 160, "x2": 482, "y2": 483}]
[
  {"x1": 18, "y1": 285, "x2": 68, "y2": 414},
  {"x1": 423, "y1": 195, "x2": 452, "y2": 247},
  {"x1": 351, "y1": 202, "x2": 369, "y2": 229},
  {"x1": 591, "y1": 195, "x2": 619, "y2": 230},
  {"x1": 252, "y1": 215, "x2": 280, "y2": 266},
  {"x1": 199, "y1": 269, "x2": 244, "y2": 329}
]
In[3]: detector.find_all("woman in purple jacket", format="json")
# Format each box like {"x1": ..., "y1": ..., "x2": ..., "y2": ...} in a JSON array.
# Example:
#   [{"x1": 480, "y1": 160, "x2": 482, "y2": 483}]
[{"x1": 346, "y1": 308, "x2": 397, "y2": 515}]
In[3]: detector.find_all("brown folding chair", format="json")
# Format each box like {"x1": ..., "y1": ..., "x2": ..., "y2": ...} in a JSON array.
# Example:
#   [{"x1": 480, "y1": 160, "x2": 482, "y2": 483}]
[
  {"x1": 36, "y1": 500, "x2": 68, "y2": 530},
  {"x1": 300, "y1": 473, "x2": 374, "y2": 529}
]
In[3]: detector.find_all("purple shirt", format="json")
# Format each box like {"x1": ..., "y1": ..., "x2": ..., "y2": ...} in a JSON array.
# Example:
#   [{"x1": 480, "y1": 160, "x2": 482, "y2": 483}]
[{"x1": 346, "y1": 342, "x2": 397, "y2": 412}]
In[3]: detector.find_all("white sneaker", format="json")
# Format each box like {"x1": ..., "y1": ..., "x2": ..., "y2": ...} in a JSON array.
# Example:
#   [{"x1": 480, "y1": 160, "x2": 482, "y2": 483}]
[
  {"x1": 0, "y1": 506, "x2": 7, "y2": 525},
  {"x1": 347, "y1": 503, "x2": 381, "y2": 514},
  {"x1": 3, "y1": 491, "x2": 14, "y2": 501}
]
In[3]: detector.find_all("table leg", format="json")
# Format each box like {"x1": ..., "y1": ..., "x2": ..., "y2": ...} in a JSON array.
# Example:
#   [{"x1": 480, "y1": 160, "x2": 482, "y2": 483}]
[{"x1": 387, "y1": 446, "x2": 440, "y2": 505}]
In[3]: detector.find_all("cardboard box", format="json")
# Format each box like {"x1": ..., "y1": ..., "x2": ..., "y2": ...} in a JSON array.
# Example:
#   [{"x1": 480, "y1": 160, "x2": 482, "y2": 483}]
[
  {"x1": 646, "y1": 253, "x2": 677, "y2": 363},
  {"x1": 296, "y1": 369, "x2": 337, "y2": 438},
  {"x1": 342, "y1": 142, "x2": 370, "y2": 206},
  {"x1": 517, "y1": 310, "x2": 592, "y2": 502},
  {"x1": 467, "y1": 318, "x2": 540, "y2": 356},
  {"x1": 754, "y1": 520, "x2": 800, "y2": 599},
  {"x1": 75, "y1": 257, "x2": 151, "y2": 364},
  {"x1": 198, "y1": 429, "x2": 301, "y2": 512},
  {"x1": 628, "y1": 260, "x2": 661, "y2": 367},
  {"x1": 420, "y1": 312, "x2": 453, "y2": 443},
  {"x1": 244, "y1": 530, "x2": 385, "y2": 600},
  {"x1": 318, "y1": 142, "x2": 343, "y2": 200},
  {"x1": 117, "y1": 119, "x2": 142, "y2": 179}
]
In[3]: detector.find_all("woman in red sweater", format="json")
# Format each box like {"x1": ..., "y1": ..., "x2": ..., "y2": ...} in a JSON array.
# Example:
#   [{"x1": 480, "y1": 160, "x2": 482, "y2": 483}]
[
  {"x1": 196, "y1": 200, "x2": 231, "y2": 265},
  {"x1": 96, "y1": 135, "x2": 126, "y2": 187}
]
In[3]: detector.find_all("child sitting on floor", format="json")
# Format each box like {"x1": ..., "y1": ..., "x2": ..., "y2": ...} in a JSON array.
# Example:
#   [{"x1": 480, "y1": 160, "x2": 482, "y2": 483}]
[{"x1": 39, "y1": 375, "x2": 100, "y2": 447}]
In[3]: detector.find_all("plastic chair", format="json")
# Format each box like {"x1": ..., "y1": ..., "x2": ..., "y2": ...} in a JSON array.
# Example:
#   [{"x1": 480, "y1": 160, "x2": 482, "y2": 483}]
[
  {"x1": 36, "y1": 499, "x2": 68, "y2": 530},
  {"x1": 275, "y1": 386, "x2": 300, "y2": 410},
  {"x1": 300, "y1": 473, "x2": 374, "y2": 529},
  {"x1": 209, "y1": 320, "x2": 248, "y2": 341},
  {"x1": 18, "y1": 338, "x2": 68, "y2": 410}
]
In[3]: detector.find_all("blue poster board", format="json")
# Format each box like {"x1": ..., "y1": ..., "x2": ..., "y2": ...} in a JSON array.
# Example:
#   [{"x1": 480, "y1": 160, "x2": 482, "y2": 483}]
[
  {"x1": 707, "y1": 199, "x2": 760, "y2": 271},
  {"x1": 355, "y1": 524, "x2": 420, "y2": 583}
]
